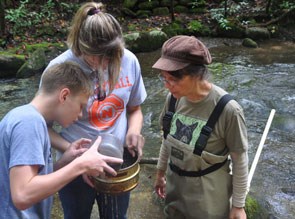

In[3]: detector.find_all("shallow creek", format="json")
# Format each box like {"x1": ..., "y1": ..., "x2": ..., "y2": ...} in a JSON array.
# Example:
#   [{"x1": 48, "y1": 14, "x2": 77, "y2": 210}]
[{"x1": 0, "y1": 38, "x2": 294, "y2": 219}]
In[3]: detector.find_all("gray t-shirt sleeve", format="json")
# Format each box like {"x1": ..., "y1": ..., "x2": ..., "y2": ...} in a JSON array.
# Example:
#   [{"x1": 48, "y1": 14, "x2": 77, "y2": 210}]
[
  {"x1": 125, "y1": 50, "x2": 147, "y2": 107},
  {"x1": 224, "y1": 101, "x2": 248, "y2": 153}
]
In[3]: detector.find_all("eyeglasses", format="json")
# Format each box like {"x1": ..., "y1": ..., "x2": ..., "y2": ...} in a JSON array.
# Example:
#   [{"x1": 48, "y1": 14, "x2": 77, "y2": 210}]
[
  {"x1": 158, "y1": 74, "x2": 179, "y2": 86},
  {"x1": 94, "y1": 86, "x2": 106, "y2": 101},
  {"x1": 90, "y1": 70, "x2": 106, "y2": 102}
]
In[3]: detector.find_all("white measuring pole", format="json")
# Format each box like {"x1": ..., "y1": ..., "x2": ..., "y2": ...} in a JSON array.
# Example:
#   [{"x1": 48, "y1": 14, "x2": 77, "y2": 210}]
[{"x1": 247, "y1": 109, "x2": 276, "y2": 194}]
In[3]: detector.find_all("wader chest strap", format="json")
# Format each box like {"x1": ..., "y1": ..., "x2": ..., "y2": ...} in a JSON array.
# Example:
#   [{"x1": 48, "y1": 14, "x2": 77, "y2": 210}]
[
  {"x1": 162, "y1": 95, "x2": 177, "y2": 139},
  {"x1": 193, "y1": 94, "x2": 233, "y2": 155},
  {"x1": 166, "y1": 94, "x2": 233, "y2": 177},
  {"x1": 169, "y1": 158, "x2": 228, "y2": 177}
]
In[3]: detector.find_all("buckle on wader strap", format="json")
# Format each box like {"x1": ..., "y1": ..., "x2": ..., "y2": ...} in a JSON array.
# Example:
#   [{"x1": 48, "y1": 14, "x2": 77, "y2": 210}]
[
  {"x1": 169, "y1": 158, "x2": 228, "y2": 177},
  {"x1": 193, "y1": 125, "x2": 212, "y2": 156},
  {"x1": 193, "y1": 94, "x2": 233, "y2": 156}
]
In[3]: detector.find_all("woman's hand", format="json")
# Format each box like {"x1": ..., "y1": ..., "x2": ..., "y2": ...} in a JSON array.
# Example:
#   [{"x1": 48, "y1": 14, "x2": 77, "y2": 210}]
[
  {"x1": 125, "y1": 133, "x2": 145, "y2": 159},
  {"x1": 126, "y1": 105, "x2": 144, "y2": 159},
  {"x1": 77, "y1": 136, "x2": 123, "y2": 177},
  {"x1": 154, "y1": 170, "x2": 166, "y2": 199},
  {"x1": 229, "y1": 206, "x2": 247, "y2": 219}
]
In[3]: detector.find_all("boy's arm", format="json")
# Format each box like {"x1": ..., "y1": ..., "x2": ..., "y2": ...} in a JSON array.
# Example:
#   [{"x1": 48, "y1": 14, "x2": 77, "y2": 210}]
[{"x1": 9, "y1": 137, "x2": 122, "y2": 210}]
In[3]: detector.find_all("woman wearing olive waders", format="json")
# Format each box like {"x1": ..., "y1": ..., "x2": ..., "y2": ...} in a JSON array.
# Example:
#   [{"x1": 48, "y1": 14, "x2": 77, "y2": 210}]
[{"x1": 153, "y1": 35, "x2": 249, "y2": 219}]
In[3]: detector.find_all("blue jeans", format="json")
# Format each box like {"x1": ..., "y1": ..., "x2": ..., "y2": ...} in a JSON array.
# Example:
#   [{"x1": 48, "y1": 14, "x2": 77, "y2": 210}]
[{"x1": 59, "y1": 176, "x2": 130, "y2": 219}]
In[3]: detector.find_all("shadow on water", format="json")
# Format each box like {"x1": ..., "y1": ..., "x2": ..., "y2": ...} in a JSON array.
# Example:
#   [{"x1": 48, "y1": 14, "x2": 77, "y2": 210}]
[{"x1": 1, "y1": 38, "x2": 294, "y2": 218}]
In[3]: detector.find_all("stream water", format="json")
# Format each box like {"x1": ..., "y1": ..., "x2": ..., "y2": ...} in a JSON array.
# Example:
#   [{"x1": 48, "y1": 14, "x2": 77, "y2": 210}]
[{"x1": 0, "y1": 38, "x2": 294, "y2": 219}]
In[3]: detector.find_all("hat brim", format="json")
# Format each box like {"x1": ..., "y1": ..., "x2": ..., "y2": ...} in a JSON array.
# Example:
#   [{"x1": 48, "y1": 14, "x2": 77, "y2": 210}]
[{"x1": 152, "y1": 57, "x2": 190, "y2": 71}]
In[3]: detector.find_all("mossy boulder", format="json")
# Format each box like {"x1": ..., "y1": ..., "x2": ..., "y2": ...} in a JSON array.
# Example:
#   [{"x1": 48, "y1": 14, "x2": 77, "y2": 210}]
[
  {"x1": 124, "y1": 30, "x2": 167, "y2": 53},
  {"x1": 246, "y1": 27, "x2": 270, "y2": 40},
  {"x1": 187, "y1": 20, "x2": 211, "y2": 36},
  {"x1": 189, "y1": 7, "x2": 207, "y2": 14},
  {"x1": 242, "y1": 38, "x2": 258, "y2": 48},
  {"x1": 0, "y1": 55, "x2": 25, "y2": 78},
  {"x1": 122, "y1": 7, "x2": 137, "y2": 18},
  {"x1": 0, "y1": 42, "x2": 66, "y2": 78},
  {"x1": 162, "y1": 22, "x2": 187, "y2": 37},
  {"x1": 245, "y1": 195, "x2": 262, "y2": 219},
  {"x1": 147, "y1": 30, "x2": 168, "y2": 50},
  {"x1": 136, "y1": 10, "x2": 152, "y2": 18},
  {"x1": 160, "y1": 0, "x2": 171, "y2": 7},
  {"x1": 138, "y1": 1, "x2": 159, "y2": 10},
  {"x1": 16, "y1": 48, "x2": 46, "y2": 78},
  {"x1": 179, "y1": 0, "x2": 193, "y2": 6},
  {"x1": 123, "y1": 0, "x2": 138, "y2": 9},
  {"x1": 153, "y1": 7, "x2": 170, "y2": 16},
  {"x1": 216, "y1": 19, "x2": 246, "y2": 38},
  {"x1": 174, "y1": 5, "x2": 189, "y2": 13}
]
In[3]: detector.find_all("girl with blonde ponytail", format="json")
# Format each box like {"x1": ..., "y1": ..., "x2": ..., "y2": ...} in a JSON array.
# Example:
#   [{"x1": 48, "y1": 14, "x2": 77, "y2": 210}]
[{"x1": 41, "y1": 2, "x2": 147, "y2": 219}]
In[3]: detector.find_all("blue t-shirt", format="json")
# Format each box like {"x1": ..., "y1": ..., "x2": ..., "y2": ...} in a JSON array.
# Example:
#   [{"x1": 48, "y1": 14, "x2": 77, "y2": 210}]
[{"x1": 0, "y1": 104, "x2": 53, "y2": 219}]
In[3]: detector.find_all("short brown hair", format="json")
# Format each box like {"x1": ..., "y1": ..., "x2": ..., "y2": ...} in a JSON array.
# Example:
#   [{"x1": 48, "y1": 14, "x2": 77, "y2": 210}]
[
  {"x1": 40, "y1": 62, "x2": 93, "y2": 96},
  {"x1": 167, "y1": 64, "x2": 209, "y2": 81}
]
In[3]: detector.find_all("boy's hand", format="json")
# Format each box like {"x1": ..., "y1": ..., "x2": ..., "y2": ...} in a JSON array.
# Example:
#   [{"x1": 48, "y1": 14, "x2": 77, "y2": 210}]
[
  {"x1": 55, "y1": 138, "x2": 91, "y2": 170},
  {"x1": 78, "y1": 136, "x2": 123, "y2": 178}
]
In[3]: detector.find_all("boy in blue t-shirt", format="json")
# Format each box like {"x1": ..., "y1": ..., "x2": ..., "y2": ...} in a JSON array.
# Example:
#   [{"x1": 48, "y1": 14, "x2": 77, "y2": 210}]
[{"x1": 0, "y1": 62, "x2": 122, "y2": 219}]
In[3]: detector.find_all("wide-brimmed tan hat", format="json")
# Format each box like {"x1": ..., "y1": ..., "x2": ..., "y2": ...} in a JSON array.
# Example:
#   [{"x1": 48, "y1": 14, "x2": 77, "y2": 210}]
[{"x1": 152, "y1": 35, "x2": 212, "y2": 71}]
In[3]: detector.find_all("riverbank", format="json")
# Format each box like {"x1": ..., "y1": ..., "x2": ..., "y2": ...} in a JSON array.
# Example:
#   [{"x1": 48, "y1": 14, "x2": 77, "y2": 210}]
[
  {"x1": 1, "y1": 1, "x2": 294, "y2": 52},
  {"x1": 119, "y1": 13, "x2": 295, "y2": 42}
]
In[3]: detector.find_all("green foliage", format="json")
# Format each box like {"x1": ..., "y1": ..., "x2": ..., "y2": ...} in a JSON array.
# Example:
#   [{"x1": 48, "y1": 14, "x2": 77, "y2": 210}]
[
  {"x1": 5, "y1": 0, "x2": 29, "y2": 28},
  {"x1": 245, "y1": 195, "x2": 261, "y2": 219},
  {"x1": 191, "y1": 0, "x2": 206, "y2": 8},
  {"x1": 210, "y1": 8, "x2": 232, "y2": 30},
  {"x1": 5, "y1": 0, "x2": 56, "y2": 34},
  {"x1": 210, "y1": 1, "x2": 252, "y2": 31},
  {"x1": 188, "y1": 20, "x2": 203, "y2": 32},
  {"x1": 219, "y1": 18, "x2": 232, "y2": 30},
  {"x1": 279, "y1": 1, "x2": 295, "y2": 10},
  {"x1": 267, "y1": 0, "x2": 295, "y2": 13},
  {"x1": 127, "y1": 23, "x2": 139, "y2": 32},
  {"x1": 59, "y1": 2, "x2": 81, "y2": 19},
  {"x1": 4, "y1": 0, "x2": 79, "y2": 36},
  {"x1": 187, "y1": 20, "x2": 210, "y2": 35},
  {"x1": 24, "y1": 42, "x2": 66, "y2": 53},
  {"x1": 41, "y1": 0, "x2": 55, "y2": 18},
  {"x1": 162, "y1": 22, "x2": 185, "y2": 37}
]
